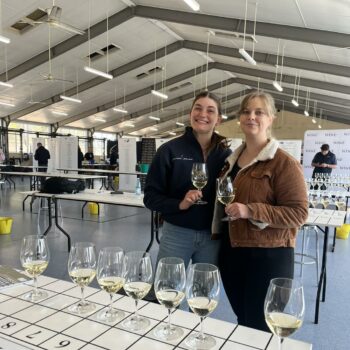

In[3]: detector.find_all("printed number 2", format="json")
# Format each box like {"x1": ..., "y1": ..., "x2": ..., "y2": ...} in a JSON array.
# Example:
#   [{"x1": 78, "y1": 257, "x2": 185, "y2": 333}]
[{"x1": 55, "y1": 340, "x2": 71, "y2": 348}]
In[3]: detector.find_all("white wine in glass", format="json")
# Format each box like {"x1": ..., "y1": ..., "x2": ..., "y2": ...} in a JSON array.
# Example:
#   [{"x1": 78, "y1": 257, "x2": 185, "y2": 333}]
[
  {"x1": 191, "y1": 163, "x2": 208, "y2": 205},
  {"x1": 216, "y1": 177, "x2": 236, "y2": 221},
  {"x1": 185, "y1": 263, "x2": 220, "y2": 350},
  {"x1": 264, "y1": 278, "x2": 304, "y2": 350},
  {"x1": 68, "y1": 242, "x2": 97, "y2": 314},
  {"x1": 97, "y1": 247, "x2": 125, "y2": 323},
  {"x1": 122, "y1": 251, "x2": 153, "y2": 331},
  {"x1": 154, "y1": 257, "x2": 186, "y2": 341},
  {"x1": 20, "y1": 235, "x2": 50, "y2": 301}
]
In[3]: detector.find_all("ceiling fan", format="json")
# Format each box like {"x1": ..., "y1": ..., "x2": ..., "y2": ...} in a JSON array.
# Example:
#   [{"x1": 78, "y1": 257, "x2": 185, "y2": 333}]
[
  {"x1": 20, "y1": 1, "x2": 85, "y2": 36},
  {"x1": 39, "y1": 26, "x2": 74, "y2": 84}
]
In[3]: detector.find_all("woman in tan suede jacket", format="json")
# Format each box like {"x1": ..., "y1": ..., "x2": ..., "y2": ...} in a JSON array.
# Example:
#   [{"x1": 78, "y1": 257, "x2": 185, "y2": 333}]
[{"x1": 213, "y1": 91, "x2": 308, "y2": 331}]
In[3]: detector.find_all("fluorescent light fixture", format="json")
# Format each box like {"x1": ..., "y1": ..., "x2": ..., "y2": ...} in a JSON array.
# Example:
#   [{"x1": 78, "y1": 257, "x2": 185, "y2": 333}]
[
  {"x1": 151, "y1": 89, "x2": 168, "y2": 100},
  {"x1": 304, "y1": 110, "x2": 309, "y2": 117},
  {"x1": 84, "y1": 66, "x2": 113, "y2": 80},
  {"x1": 150, "y1": 127, "x2": 158, "y2": 131},
  {"x1": 291, "y1": 99, "x2": 299, "y2": 107},
  {"x1": 113, "y1": 107, "x2": 128, "y2": 114},
  {"x1": 239, "y1": 48, "x2": 256, "y2": 65},
  {"x1": 176, "y1": 121, "x2": 185, "y2": 127},
  {"x1": 94, "y1": 117, "x2": 106, "y2": 122},
  {"x1": 0, "y1": 101, "x2": 14, "y2": 107},
  {"x1": 222, "y1": 115, "x2": 228, "y2": 120},
  {"x1": 149, "y1": 116, "x2": 160, "y2": 121},
  {"x1": 312, "y1": 118, "x2": 317, "y2": 124},
  {"x1": 124, "y1": 123, "x2": 135, "y2": 128},
  {"x1": 168, "y1": 131, "x2": 176, "y2": 136},
  {"x1": 52, "y1": 110, "x2": 68, "y2": 116},
  {"x1": 183, "y1": 0, "x2": 200, "y2": 11},
  {"x1": 272, "y1": 81, "x2": 283, "y2": 92},
  {"x1": 0, "y1": 35, "x2": 10, "y2": 44},
  {"x1": 60, "y1": 95, "x2": 82, "y2": 103},
  {"x1": 0, "y1": 81, "x2": 13, "y2": 88}
]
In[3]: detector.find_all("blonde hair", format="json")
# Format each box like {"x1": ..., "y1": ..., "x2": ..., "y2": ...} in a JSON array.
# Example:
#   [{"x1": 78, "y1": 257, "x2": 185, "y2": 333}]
[{"x1": 238, "y1": 90, "x2": 276, "y2": 138}]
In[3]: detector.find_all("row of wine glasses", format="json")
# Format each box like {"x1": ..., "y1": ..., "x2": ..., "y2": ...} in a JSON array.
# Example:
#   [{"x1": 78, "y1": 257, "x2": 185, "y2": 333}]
[
  {"x1": 20, "y1": 236, "x2": 220, "y2": 348},
  {"x1": 308, "y1": 193, "x2": 347, "y2": 210}
]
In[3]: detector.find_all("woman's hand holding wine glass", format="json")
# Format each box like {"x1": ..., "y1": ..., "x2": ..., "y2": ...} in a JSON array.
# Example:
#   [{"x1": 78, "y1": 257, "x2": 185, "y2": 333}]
[
  {"x1": 216, "y1": 177, "x2": 236, "y2": 221},
  {"x1": 264, "y1": 278, "x2": 305, "y2": 350},
  {"x1": 122, "y1": 251, "x2": 153, "y2": 331},
  {"x1": 20, "y1": 235, "x2": 50, "y2": 302},
  {"x1": 154, "y1": 257, "x2": 186, "y2": 341},
  {"x1": 68, "y1": 242, "x2": 97, "y2": 314},
  {"x1": 191, "y1": 163, "x2": 208, "y2": 205},
  {"x1": 97, "y1": 247, "x2": 125, "y2": 323},
  {"x1": 185, "y1": 263, "x2": 220, "y2": 350}
]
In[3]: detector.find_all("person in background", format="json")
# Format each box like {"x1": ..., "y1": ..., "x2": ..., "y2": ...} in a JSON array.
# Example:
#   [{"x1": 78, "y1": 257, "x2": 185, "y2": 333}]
[
  {"x1": 144, "y1": 91, "x2": 231, "y2": 268},
  {"x1": 34, "y1": 142, "x2": 50, "y2": 172},
  {"x1": 0, "y1": 146, "x2": 5, "y2": 164},
  {"x1": 84, "y1": 148, "x2": 94, "y2": 164},
  {"x1": 109, "y1": 145, "x2": 118, "y2": 166},
  {"x1": 311, "y1": 143, "x2": 337, "y2": 178},
  {"x1": 213, "y1": 90, "x2": 308, "y2": 331},
  {"x1": 78, "y1": 146, "x2": 84, "y2": 169}
]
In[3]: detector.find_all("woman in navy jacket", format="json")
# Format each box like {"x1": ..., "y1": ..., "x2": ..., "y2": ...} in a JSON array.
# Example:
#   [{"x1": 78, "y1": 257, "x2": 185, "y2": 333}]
[{"x1": 144, "y1": 91, "x2": 231, "y2": 267}]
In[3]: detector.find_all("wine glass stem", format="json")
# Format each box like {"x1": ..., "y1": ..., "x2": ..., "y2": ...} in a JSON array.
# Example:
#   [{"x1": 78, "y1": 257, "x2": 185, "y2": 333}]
[
  {"x1": 33, "y1": 275, "x2": 38, "y2": 295},
  {"x1": 167, "y1": 308, "x2": 172, "y2": 329},
  {"x1": 199, "y1": 316, "x2": 205, "y2": 339},
  {"x1": 134, "y1": 299, "x2": 139, "y2": 318},
  {"x1": 80, "y1": 286, "x2": 85, "y2": 304},
  {"x1": 278, "y1": 336, "x2": 283, "y2": 350},
  {"x1": 108, "y1": 293, "x2": 113, "y2": 313}
]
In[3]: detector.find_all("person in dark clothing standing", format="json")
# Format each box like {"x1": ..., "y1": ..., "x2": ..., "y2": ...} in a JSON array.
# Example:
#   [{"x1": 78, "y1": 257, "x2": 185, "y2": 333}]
[
  {"x1": 84, "y1": 149, "x2": 94, "y2": 164},
  {"x1": 34, "y1": 143, "x2": 50, "y2": 172},
  {"x1": 78, "y1": 146, "x2": 84, "y2": 169},
  {"x1": 144, "y1": 91, "x2": 231, "y2": 268},
  {"x1": 311, "y1": 144, "x2": 337, "y2": 178}
]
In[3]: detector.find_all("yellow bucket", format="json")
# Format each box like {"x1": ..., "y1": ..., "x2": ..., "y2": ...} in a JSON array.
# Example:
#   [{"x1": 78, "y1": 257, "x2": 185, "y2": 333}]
[
  {"x1": 114, "y1": 176, "x2": 119, "y2": 189},
  {"x1": 336, "y1": 224, "x2": 350, "y2": 240},
  {"x1": 88, "y1": 202, "x2": 99, "y2": 215},
  {"x1": 0, "y1": 217, "x2": 13, "y2": 235}
]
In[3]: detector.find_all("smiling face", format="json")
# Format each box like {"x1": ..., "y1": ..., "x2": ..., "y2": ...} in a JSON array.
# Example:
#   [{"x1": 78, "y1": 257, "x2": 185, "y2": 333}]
[
  {"x1": 239, "y1": 96, "x2": 274, "y2": 141},
  {"x1": 190, "y1": 96, "x2": 221, "y2": 136}
]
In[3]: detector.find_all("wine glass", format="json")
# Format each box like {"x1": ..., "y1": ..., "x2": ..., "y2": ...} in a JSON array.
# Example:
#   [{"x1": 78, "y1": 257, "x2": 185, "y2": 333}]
[
  {"x1": 191, "y1": 163, "x2": 208, "y2": 205},
  {"x1": 20, "y1": 235, "x2": 50, "y2": 301},
  {"x1": 122, "y1": 251, "x2": 153, "y2": 331},
  {"x1": 216, "y1": 177, "x2": 236, "y2": 221},
  {"x1": 68, "y1": 242, "x2": 97, "y2": 314},
  {"x1": 264, "y1": 278, "x2": 305, "y2": 350},
  {"x1": 96, "y1": 247, "x2": 125, "y2": 323},
  {"x1": 185, "y1": 263, "x2": 220, "y2": 350},
  {"x1": 153, "y1": 257, "x2": 186, "y2": 341}
]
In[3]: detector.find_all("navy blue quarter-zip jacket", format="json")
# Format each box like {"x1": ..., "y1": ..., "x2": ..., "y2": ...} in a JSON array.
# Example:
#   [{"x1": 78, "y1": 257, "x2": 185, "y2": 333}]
[{"x1": 143, "y1": 127, "x2": 231, "y2": 230}]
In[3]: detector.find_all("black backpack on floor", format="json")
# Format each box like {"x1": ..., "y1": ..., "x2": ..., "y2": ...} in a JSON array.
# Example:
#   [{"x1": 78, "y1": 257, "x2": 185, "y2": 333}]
[{"x1": 40, "y1": 177, "x2": 85, "y2": 194}]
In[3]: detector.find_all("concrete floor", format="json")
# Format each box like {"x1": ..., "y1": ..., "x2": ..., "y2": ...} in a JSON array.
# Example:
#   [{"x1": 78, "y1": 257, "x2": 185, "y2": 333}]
[{"x1": 1, "y1": 178, "x2": 350, "y2": 349}]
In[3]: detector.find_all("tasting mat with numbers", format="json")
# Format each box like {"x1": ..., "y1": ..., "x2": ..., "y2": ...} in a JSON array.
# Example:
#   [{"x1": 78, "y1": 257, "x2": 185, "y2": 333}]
[{"x1": 0, "y1": 276, "x2": 312, "y2": 350}]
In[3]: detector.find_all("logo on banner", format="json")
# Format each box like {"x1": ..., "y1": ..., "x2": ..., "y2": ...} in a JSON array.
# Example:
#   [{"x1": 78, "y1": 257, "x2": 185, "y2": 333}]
[
  {"x1": 325, "y1": 133, "x2": 336, "y2": 137},
  {"x1": 334, "y1": 141, "x2": 345, "y2": 145}
]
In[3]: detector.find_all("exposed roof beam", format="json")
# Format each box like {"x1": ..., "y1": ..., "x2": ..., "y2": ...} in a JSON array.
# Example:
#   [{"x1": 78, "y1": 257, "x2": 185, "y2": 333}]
[
  {"x1": 184, "y1": 40, "x2": 350, "y2": 78},
  {"x1": 58, "y1": 62, "x2": 213, "y2": 127},
  {"x1": 135, "y1": 5, "x2": 350, "y2": 48},
  {"x1": 94, "y1": 78, "x2": 236, "y2": 131}
]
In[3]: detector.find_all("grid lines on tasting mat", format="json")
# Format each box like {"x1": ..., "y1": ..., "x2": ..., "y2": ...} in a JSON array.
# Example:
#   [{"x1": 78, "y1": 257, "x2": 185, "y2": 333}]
[{"x1": 0, "y1": 275, "x2": 310, "y2": 350}]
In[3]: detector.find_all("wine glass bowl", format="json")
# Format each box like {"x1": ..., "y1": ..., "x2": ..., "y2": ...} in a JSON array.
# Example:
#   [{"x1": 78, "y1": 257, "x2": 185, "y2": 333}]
[
  {"x1": 97, "y1": 247, "x2": 125, "y2": 323},
  {"x1": 154, "y1": 257, "x2": 186, "y2": 341},
  {"x1": 191, "y1": 163, "x2": 208, "y2": 205},
  {"x1": 20, "y1": 235, "x2": 50, "y2": 302},
  {"x1": 68, "y1": 242, "x2": 97, "y2": 314},
  {"x1": 216, "y1": 177, "x2": 236, "y2": 221},
  {"x1": 264, "y1": 278, "x2": 304, "y2": 350},
  {"x1": 185, "y1": 263, "x2": 220, "y2": 349},
  {"x1": 122, "y1": 251, "x2": 153, "y2": 331}
]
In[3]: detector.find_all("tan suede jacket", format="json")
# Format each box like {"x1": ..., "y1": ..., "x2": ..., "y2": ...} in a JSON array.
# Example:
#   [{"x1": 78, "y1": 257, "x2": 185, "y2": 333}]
[{"x1": 212, "y1": 139, "x2": 308, "y2": 248}]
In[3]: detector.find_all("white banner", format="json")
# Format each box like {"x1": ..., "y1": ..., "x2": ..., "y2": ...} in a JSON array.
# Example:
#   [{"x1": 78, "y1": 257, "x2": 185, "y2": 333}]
[
  {"x1": 57, "y1": 137, "x2": 78, "y2": 170},
  {"x1": 303, "y1": 129, "x2": 350, "y2": 177},
  {"x1": 118, "y1": 137, "x2": 137, "y2": 192},
  {"x1": 279, "y1": 140, "x2": 302, "y2": 162}
]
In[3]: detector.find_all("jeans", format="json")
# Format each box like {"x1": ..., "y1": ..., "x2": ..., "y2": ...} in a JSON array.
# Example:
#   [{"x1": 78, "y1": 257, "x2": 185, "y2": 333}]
[{"x1": 156, "y1": 221, "x2": 220, "y2": 269}]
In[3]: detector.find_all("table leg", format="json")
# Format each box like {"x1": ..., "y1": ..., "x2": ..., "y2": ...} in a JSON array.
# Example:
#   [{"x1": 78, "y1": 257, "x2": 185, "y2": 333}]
[
  {"x1": 53, "y1": 198, "x2": 71, "y2": 252},
  {"x1": 42, "y1": 198, "x2": 53, "y2": 236},
  {"x1": 332, "y1": 227, "x2": 336, "y2": 252},
  {"x1": 314, "y1": 226, "x2": 328, "y2": 324},
  {"x1": 145, "y1": 211, "x2": 155, "y2": 252}
]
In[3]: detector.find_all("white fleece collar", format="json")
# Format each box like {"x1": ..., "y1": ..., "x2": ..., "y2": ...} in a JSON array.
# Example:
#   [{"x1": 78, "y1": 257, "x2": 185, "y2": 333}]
[{"x1": 226, "y1": 139, "x2": 279, "y2": 174}]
